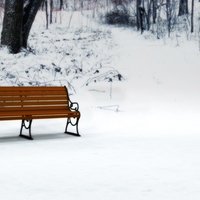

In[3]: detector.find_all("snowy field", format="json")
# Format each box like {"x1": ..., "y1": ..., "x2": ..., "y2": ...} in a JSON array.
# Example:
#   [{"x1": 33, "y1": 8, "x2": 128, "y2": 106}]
[{"x1": 0, "y1": 11, "x2": 200, "y2": 200}]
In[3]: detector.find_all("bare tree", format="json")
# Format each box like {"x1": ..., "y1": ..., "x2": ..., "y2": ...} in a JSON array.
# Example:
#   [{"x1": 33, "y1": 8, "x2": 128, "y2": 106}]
[
  {"x1": 1, "y1": 0, "x2": 44, "y2": 53},
  {"x1": 45, "y1": 0, "x2": 49, "y2": 28},
  {"x1": 136, "y1": 0, "x2": 142, "y2": 30},
  {"x1": 146, "y1": 0, "x2": 152, "y2": 30},
  {"x1": 178, "y1": 0, "x2": 188, "y2": 16},
  {"x1": 166, "y1": 0, "x2": 171, "y2": 37},
  {"x1": 1, "y1": 0, "x2": 23, "y2": 53},
  {"x1": 50, "y1": 0, "x2": 53, "y2": 24},
  {"x1": 152, "y1": 0, "x2": 157, "y2": 24},
  {"x1": 60, "y1": 0, "x2": 63, "y2": 10},
  {"x1": 191, "y1": 0, "x2": 194, "y2": 33}
]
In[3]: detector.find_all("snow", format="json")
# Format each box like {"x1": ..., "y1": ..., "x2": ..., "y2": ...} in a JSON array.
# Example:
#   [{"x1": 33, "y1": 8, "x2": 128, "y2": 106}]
[{"x1": 0, "y1": 11, "x2": 200, "y2": 199}]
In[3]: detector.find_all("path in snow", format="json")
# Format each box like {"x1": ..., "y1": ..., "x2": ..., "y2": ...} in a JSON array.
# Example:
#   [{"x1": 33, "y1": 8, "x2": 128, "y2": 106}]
[{"x1": 108, "y1": 27, "x2": 200, "y2": 136}]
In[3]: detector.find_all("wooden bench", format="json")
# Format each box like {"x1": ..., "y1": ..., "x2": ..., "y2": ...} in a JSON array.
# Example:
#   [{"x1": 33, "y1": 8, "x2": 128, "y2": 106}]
[{"x1": 0, "y1": 86, "x2": 81, "y2": 140}]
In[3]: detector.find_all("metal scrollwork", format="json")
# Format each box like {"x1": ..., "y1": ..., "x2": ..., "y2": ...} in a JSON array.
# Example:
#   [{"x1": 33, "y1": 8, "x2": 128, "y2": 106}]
[
  {"x1": 19, "y1": 119, "x2": 33, "y2": 140},
  {"x1": 65, "y1": 118, "x2": 80, "y2": 137}
]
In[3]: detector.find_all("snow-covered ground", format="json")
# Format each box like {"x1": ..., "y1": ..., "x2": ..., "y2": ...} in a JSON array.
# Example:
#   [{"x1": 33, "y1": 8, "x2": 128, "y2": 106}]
[{"x1": 0, "y1": 11, "x2": 200, "y2": 200}]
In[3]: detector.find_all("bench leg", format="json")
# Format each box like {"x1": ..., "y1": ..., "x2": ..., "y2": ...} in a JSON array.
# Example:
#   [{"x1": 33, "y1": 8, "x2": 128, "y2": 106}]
[
  {"x1": 64, "y1": 118, "x2": 81, "y2": 137},
  {"x1": 19, "y1": 120, "x2": 33, "y2": 140}
]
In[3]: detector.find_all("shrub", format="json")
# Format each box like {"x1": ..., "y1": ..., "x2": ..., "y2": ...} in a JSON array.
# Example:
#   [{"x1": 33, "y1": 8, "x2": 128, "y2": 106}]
[{"x1": 104, "y1": 5, "x2": 132, "y2": 26}]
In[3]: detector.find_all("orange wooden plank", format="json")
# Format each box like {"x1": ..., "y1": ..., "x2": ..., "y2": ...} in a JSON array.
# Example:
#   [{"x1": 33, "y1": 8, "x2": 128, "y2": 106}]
[
  {"x1": 0, "y1": 114, "x2": 80, "y2": 121},
  {"x1": 0, "y1": 100, "x2": 68, "y2": 106},
  {"x1": 0, "y1": 109, "x2": 80, "y2": 116},
  {"x1": 0, "y1": 86, "x2": 65, "y2": 91},
  {"x1": 0, "y1": 96, "x2": 67, "y2": 101},
  {"x1": 0, "y1": 106, "x2": 68, "y2": 111},
  {"x1": 0, "y1": 91, "x2": 66, "y2": 96}
]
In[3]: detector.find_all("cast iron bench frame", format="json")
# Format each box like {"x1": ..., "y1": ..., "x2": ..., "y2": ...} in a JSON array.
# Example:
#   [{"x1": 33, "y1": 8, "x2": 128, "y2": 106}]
[{"x1": 0, "y1": 86, "x2": 81, "y2": 140}]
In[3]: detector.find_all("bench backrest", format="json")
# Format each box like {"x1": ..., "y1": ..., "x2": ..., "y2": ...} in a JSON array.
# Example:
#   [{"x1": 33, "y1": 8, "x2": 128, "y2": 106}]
[{"x1": 0, "y1": 86, "x2": 70, "y2": 120}]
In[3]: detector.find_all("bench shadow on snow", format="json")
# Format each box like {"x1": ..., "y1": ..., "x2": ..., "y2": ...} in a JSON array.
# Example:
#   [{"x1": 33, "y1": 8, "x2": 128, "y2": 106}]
[{"x1": 0, "y1": 133, "x2": 78, "y2": 143}]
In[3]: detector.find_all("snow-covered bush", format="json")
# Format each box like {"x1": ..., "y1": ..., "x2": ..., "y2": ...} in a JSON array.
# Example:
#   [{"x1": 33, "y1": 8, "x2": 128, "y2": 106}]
[
  {"x1": 101, "y1": 3, "x2": 135, "y2": 27},
  {"x1": 0, "y1": 22, "x2": 123, "y2": 94}
]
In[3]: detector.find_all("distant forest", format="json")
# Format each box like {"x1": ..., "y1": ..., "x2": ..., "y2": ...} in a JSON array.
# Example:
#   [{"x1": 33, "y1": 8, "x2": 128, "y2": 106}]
[{"x1": 0, "y1": 0, "x2": 199, "y2": 53}]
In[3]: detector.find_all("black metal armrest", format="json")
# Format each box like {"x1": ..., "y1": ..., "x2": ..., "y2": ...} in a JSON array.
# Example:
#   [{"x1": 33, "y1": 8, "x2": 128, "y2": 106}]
[{"x1": 69, "y1": 101, "x2": 79, "y2": 111}]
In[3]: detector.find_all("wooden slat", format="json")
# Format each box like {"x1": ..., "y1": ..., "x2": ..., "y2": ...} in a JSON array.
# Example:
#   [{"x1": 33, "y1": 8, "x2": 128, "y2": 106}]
[
  {"x1": 0, "y1": 113, "x2": 80, "y2": 121},
  {"x1": 0, "y1": 109, "x2": 79, "y2": 116},
  {"x1": 0, "y1": 113, "x2": 80, "y2": 118},
  {"x1": 0, "y1": 86, "x2": 65, "y2": 91},
  {"x1": 0, "y1": 96, "x2": 67, "y2": 101},
  {"x1": 0, "y1": 100, "x2": 68, "y2": 107},
  {"x1": 0, "y1": 91, "x2": 66, "y2": 96},
  {"x1": 0, "y1": 106, "x2": 68, "y2": 111}
]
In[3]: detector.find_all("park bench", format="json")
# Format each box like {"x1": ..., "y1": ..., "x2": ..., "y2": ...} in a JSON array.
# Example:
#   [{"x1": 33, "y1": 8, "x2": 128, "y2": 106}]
[{"x1": 0, "y1": 86, "x2": 81, "y2": 140}]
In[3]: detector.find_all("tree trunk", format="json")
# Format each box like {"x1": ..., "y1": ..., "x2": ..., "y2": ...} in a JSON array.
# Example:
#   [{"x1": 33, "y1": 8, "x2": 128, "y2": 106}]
[
  {"x1": 50, "y1": 0, "x2": 53, "y2": 24},
  {"x1": 81, "y1": 0, "x2": 83, "y2": 14},
  {"x1": 178, "y1": 0, "x2": 189, "y2": 16},
  {"x1": 152, "y1": 0, "x2": 157, "y2": 24},
  {"x1": 191, "y1": 0, "x2": 194, "y2": 32},
  {"x1": 1, "y1": 0, "x2": 44, "y2": 53},
  {"x1": 45, "y1": 0, "x2": 48, "y2": 29},
  {"x1": 22, "y1": 0, "x2": 44, "y2": 48},
  {"x1": 146, "y1": 0, "x2": 152, "y2": 30},
  {"x1": 166, "y1": 0, "x2": 171, "y2": 37},
  {"x1": 60, "y1": 0, "x2": 63, "y2": 10},
  {"x1": 138, "y1": 6, "x2": 145, "y2": 33},
  {"x1": 1, "y1": 0, "x2": 23, "y2": 53},
  {"x1": 136, "y1": 0, "x2": 142, "y2": 31}
]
